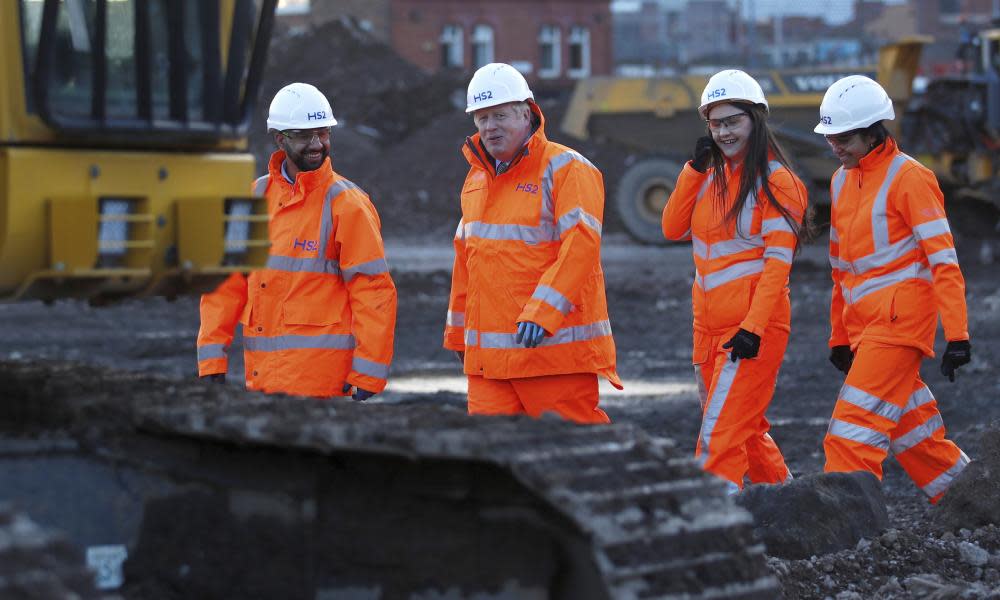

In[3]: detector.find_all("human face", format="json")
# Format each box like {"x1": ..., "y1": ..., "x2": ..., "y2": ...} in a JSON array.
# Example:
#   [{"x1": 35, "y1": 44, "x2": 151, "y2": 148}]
[
  {"x1": 824, "y1": 130, "x2": 875, "y2": 169},
  {"x1": 473, "y1": 102, "x2": 532, "y2": 163},
  {"x1": 276, "y1": 127, "x2": 331, "y2": 173},
  {"x1": 707, "y1": 103, "x2": 752, "y2": 163}
]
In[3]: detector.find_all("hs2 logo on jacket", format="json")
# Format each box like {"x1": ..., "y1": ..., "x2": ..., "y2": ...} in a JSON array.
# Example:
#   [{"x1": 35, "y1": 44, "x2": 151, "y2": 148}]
[
  {"x1": 294, "y1": 238, "x2": 319, "y2": 252},
  {"x1": 515, "y1": 182, "x2": 539, "y2": 195}
]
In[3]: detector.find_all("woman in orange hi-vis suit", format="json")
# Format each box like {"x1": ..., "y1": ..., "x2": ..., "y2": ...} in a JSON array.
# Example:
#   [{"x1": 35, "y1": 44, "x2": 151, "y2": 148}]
[
  {"x1": 662, "y1": 70, "x2": 809, "y2": 494},
  {"x1": 815, "y1": 75, "x2": 972, "y2": 502},
  {"x1": 197, "y1": 83, "x2": 396, "y2": 400}
]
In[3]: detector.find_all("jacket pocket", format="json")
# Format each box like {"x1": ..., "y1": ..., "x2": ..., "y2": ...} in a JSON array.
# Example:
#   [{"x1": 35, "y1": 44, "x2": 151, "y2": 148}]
[
  {"x1": 282, "y1": 298, "x2": 342, "y2": 326},
  {"x1": 692, "y1": 331, "x2": 711, "y2": 365}
]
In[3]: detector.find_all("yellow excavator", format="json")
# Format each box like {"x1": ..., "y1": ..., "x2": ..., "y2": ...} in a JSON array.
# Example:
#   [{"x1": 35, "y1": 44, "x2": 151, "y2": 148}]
[{"x1": 0, "y1": 0, "x2": 274, "y2": 302}]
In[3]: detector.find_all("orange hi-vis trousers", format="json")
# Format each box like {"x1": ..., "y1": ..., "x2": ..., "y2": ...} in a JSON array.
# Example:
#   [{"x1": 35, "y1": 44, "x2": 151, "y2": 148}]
[
  {"x1": 467, "y1": 372, "x2": 610, "y2": 425},
  {"x1": 824, "y1": 341, "x2": 969, "y2": 502},
  {"x1": 695, "y1": 326, "x2": 792, "y2": 490}
]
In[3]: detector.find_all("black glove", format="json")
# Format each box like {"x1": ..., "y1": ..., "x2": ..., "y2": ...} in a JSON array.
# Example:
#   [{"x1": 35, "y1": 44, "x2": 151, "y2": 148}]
[
  {"x1": 201, "y1": 373, "x2": 226, "y2": 385},
  {"x1": 342, "y1": 382, "x2": 376, "y2": 401},
  {"x1": 722, "y1": 329, "x2": 760, "y2": 362},
  {"x1": 829, "y1": 345, "x2": 854, "y2": 374},
  {"x1": 940, "y1": 340, "x2": 971, "y2": 383},
  {"x1": 691, "y1": 136, "x2": 715, "y2": 173}
]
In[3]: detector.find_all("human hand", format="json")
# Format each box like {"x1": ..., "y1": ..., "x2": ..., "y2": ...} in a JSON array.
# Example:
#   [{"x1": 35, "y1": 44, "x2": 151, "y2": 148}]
[
  {"x1": 691, "y1": 136, "x2": 716, "y2": 173},
  {"x1": 722, "y1": 329, "x2": 761, "y2": 362},
  {"x1": 940, "y1": 340, "x2": 971, "y2": 382},
  {"x1": 201, "y1": 373, "x2": 226, "y2": 384},
  {"x1": 515, "y1": 321, "x2": 546, "y2": 348},
  {"x1": 829, "y1": 345, "x2": 854, "y2": 374},
  {"x1": 342, "y1": 383, "x2": 376, "y2": 401}
]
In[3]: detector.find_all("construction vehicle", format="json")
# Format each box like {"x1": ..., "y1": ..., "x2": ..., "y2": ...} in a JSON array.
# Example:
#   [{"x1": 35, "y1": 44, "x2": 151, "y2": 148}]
[
  {"x1": 562, "y1": 40, "x2": 926, "y2": 245},
  {"x1": 0, "y1": 0, "x2": 275, "y2": 302}
]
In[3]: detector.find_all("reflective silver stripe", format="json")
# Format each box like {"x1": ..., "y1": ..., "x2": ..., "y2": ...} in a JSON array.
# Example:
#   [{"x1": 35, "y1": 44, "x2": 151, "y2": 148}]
[
  {"x1": 871, "y1": 155, "x2": 912, "y2": 249},
  {"x1": 764, "y1": 246, "x2": 793, "y2": 264},
  {"x1": 557, "y1": 207, "x2": 602, "y2": 237},
  {"x1": 927, "y1": 248, "x2": 958, "y2": 267},
  {"x1": 694, "y1": 271, "x2": 704, "y2": 289},
  {"x1": 692, "y1": 236, "x2": 708, "y2": 259},
  {"x1": 890, "y1": 414, "x2": 944, "y2": 455},
  {"x1": 542, "y1": 150, "x2": 597, "y2": 236},
  {"x1": 738, "y1": 185, "x2": 756, "y2": 235},
  {"x1": 839, "y1": 384, "x2": 904, "y2": 423},
  {"x1": 679, "y1": 228, "x2": 692, "y2": 241},
  {"x1": 902, "y1": 385, "x2": 934, "y2": 415},
  {"x1": 463, "y1": 221, "x2": 556, "y2": 244},
  {"x1": 695, "y1": 174, "x2": 714, "y2": 203},
  {"x1": 844, "y1": 236, "x2": 918, "y2": 274},
  {"x1": 465, "y1": 328, "x2": 478, "y2": 346},
  {"x1": 913, "y1": 218, "x2": 951, "y2": 241},
  {"x1": 197, "y1": 344, "x2": 226, "y2": 361},
  {"x1": 827, "y1": 418, "x2": 890, "y2": 451},
  {"x1": 698, "y1": 358, "x2": 739, "y2": 467},
  {"x1": 343, "y1": 257, "x2": 389, "y2": 281},
  {"x1": 532, "y1": 285, "x2": 573, "y2": 315},
  {"x1": 352, "y1": 356, "x2": 390, "y2": 380},
  {"x1": 319, "y1": 179, "x2": 362, "y2": 259},
  {"x1": 842, "y1": 262, "x2": 930, "y2": 304},
  {"x1": 243, "y1": 334, "x2": 355, "y2": 352},
  {"x1": 922, "y1": 451, "x2": 970, "y2": 498},
  {"x1": 253, "y1": 175, "x2": 270, "y2": 196},
  {"x1": 266, "y1": 255, "x2": 341, "y2": 275},
  {"x1": 702, "y1": 259, "x2": 764, "y2": 291},
  {"x1": 478, "y1": 319, "x2": 612, "y2": 349},
  {"x1": 454, "y1": 219, "x2": 466, "y2": 241},
  {"x1": 830, "y1": 168, "x2": 847, "y2": 207},
  {"x1": 830, "y1": 226, "x2": 839, "y2": 243},
  {"x1": 762, "y1": 217, "x2": 794, "y2": 235},
  {"x1": 830, "y1": 255, "x2": 850, "y2": 271},
  {"x1": 446, "y1": 310, "x2": 465, "y2": 327},
  {"x1": 708, "y1": 236, "x2": 762, "y2": 259},
  {"x1": 695, "y1": 365, "x2": 708, "y2": 411}
]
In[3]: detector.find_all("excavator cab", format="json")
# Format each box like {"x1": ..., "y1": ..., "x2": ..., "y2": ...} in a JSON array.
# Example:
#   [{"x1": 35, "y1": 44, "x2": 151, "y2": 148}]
[{"x1": 0, "y1": 0, "x2": 276, "y2": 302}]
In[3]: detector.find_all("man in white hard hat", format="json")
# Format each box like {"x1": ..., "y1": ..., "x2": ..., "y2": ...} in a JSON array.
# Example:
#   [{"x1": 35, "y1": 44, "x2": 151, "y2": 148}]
[
  {"x1": 197, "y1": 83, "x2": 397, "y2": 401},
  {"x1": 443, "y1": 63, "x2": 623, "y2": 424}
]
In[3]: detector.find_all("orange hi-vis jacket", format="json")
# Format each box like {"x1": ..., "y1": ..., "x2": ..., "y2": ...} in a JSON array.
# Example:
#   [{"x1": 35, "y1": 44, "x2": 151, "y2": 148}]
[
  {"x1": 828, "y1": 138, "x2": 968, "y2": 356},
  {"x1": 197, "y1": 152, "x2": 397, "y2": 396},
  {"x1": 662, "y1": 159, "x2": 807, "y2": 354},
  {"x1": 443, "y1": 103, "x2": 621, "y2": 385}
]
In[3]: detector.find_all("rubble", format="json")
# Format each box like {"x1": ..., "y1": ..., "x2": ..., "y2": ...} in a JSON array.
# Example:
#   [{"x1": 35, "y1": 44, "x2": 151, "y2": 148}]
[
  {"x1": 933, "y1": 420, "x2": 1000, "y2": 532},
  {"x1": 735, "y1": 471, "x2": 889, "y2": 559}
]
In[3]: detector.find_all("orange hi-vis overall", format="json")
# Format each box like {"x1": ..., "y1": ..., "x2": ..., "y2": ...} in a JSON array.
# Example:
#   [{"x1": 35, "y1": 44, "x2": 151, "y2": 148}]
[
  {"x1": 197, "y1": 152, "x2": 397, "y2": 397},
  {"x1": 663, "y1": 159, "x2": 807, "y2": 489},
  {"x1": 823, "y1": 138, "x2": 969, "y2": 501},
  {"x1": 443, "y1": 103, "x2": 620, "y2": 424}
]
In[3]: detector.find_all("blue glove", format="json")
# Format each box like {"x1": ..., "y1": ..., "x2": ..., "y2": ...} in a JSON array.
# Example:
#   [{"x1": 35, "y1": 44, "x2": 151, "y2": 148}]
[
  {"x1": 342, "y1": 383, "x2": 376, "y2": 401},
  {"x1": 516, "y1": 321, "x2": 546, "y2": 348}
]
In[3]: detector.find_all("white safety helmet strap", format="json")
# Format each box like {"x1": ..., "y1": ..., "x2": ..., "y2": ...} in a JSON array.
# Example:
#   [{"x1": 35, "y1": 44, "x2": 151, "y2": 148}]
[
  {"x1": 466, "y1": 63, "x2": 534, "y2": 113},
  {"x1": 699, "y1": 69, "x2": 768, "y2": 118},
  {"x1": 267, "y1": 82, "x2": 337, "y2": 132}
]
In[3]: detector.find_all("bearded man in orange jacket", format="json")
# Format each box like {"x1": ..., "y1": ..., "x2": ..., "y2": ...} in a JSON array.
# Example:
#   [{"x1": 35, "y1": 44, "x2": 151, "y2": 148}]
[
  {"x1": 815, "y1": 76, "x2": 971, "y2": 502},
  {"x1": 197, "y1": 83, "x2": 396, "y2": 400},
  {"x1": 443, "y1": 63, "x2": 622, "y2": 424}
]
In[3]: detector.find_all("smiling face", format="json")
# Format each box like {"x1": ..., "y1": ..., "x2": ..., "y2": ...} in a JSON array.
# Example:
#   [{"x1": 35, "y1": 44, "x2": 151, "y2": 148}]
[
  {"x1": 473, "y1": 102, "x2": 533, "y2": 163},
  {"x1": 274, "y1": 127, "x2": 331, "y2": 176},
  {"x1": 825, "y1": 129, "x2": 876, "y2": 169},
  {"x1": 706, "y1": 103, "x2": 753, "y2": 163}
]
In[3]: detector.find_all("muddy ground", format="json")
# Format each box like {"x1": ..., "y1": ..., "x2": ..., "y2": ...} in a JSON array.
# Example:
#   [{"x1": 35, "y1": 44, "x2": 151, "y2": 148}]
[{"x1": 1, "y1": 232, "x2": 998, "y2": 598}]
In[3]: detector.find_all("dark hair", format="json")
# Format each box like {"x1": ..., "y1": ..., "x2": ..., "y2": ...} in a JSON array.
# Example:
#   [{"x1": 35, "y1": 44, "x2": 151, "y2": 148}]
[
  {"x1": 708, "y1": 103, "x2": 812, "y2": 248},
  {"x1": 863, "y1": 121, "x2": 892, "y2": 151}
]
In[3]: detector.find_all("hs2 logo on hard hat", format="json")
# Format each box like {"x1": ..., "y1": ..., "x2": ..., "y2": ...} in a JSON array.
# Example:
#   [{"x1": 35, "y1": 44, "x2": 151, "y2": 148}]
[
  {"x1": 307, "y1": 111, "x2": 327, "y2": 121},
  {"x1": 473, "y1": 90, "x2": 494, "y2": 103},
  {"x1": 706, "y1": 88, "x2": 727, "y2": 99},
  {"x1": 820, "y1": 116, "x2": 833, "y2": 125},
  {"x1": 294, "y1": 238, "x2": 319, "y2": 252}
]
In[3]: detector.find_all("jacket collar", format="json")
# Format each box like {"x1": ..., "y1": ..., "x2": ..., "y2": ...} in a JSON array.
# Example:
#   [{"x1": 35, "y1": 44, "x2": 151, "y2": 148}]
[
  {"x1": 462, "y1": 102, "x2": 548, "y2": 176},
  {"x1": 267, "y1": 150, "x2": 335, "y2": 196},
  {"x1": 856, "y1": 137, "x2": 898, "y2": 172}
]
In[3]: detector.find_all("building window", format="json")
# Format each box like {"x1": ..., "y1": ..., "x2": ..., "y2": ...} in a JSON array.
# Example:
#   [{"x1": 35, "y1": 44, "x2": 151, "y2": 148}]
[
  {"x1": 538, "y1": 25, "x2": 560, "y2": 78},
  {"x1": 471, "y1": 24, "x2": 494, "y2": 69},
  {"x1": 440, "y1": 24, "x2": 463, "y2": 68},
  {"x1": 568, "y1": 26, "x2": 590, "y2": 78}
]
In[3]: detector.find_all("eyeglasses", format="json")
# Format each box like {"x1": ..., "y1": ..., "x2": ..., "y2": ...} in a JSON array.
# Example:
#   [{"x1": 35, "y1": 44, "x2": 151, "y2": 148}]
[
  {"x1": 279, "y1": 127, "x2": 332, "y2": 145},
  {"x1": 706, "y1": 112, "x2": 748, "y2": 131},
  {"x1": 824, "y1": 131, "x2": 860, "y2": 146}
]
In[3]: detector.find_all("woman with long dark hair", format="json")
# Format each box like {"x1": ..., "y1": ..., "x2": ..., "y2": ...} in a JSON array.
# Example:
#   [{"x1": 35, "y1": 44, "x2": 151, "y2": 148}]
[{"x1": 662, "y1": 69, "x2": 809, "y2": 493}]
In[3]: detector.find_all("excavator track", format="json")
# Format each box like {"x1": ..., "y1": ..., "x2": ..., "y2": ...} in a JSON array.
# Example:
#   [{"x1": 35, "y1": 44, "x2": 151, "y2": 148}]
[{"x1": 0, "y1": 359, "x2": 777, "y2": 599}]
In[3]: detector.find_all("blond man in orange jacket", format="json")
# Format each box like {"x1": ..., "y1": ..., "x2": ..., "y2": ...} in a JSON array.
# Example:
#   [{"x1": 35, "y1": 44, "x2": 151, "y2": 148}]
[
  {"x1": 197, "y1": 83, "x2": 396, "y2": 400},
  {"x1": 816, "y1": 76, "x2": 971, "y2": 502},
  {"x1": 443, "y1": 63, "x2": 621, "y2": 424},
  {"x1": 663, "y1": 70, "x2": 809, "y2": 493}
]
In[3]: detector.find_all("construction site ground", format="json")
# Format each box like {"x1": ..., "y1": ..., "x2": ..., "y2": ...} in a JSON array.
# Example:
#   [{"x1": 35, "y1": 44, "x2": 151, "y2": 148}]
[{"x1": 2, "y1": 234, "x2": 999, "y2": 598}]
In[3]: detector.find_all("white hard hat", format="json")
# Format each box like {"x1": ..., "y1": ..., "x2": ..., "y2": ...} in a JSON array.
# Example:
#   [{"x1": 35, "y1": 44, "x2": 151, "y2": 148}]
[
  {"x1": 814, "y1": 75, "x2": 894, "y2": 135},
  {"x1": 465, "y1": 63, "x2": 534, "y2": 113},
  {"x1": 699, "y1": 69, "x2": 768, "y2": 118},
  {"x1": 267, "y1": 82, "x2": 337, "y2": 131}
]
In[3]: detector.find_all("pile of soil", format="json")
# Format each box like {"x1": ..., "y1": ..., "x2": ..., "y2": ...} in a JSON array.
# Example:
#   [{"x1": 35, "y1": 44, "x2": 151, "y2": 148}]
[{"x1": 251, "y1": 18, "x2": 639, "y2": 239}]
